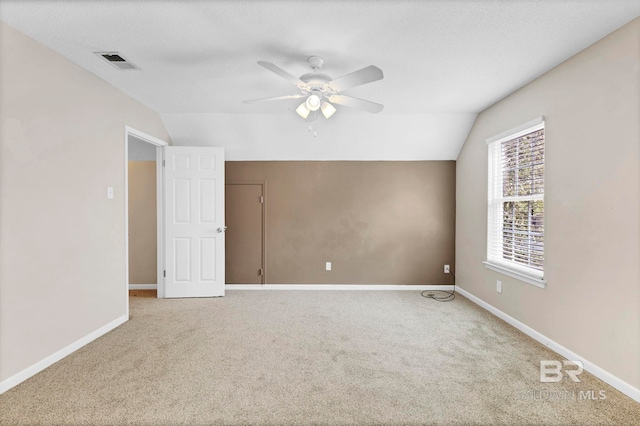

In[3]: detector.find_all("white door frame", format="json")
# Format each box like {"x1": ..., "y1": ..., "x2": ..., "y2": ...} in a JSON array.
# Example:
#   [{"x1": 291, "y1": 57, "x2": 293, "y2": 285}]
[{"x1": 124, "y1": 126, "x2": 169, "y2": 314}]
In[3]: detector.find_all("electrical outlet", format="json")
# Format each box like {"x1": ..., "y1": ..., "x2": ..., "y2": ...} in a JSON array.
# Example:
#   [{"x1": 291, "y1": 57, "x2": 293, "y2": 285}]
[
  {"x1": 444, "y1": 264, "x2": 450, "y2": 274},
  {"x1": 497, "y1": 280, "x2": 502, "y2": 294},
  {"x1": 326, "y1": 262, "x2": 331, "y2": 271}
]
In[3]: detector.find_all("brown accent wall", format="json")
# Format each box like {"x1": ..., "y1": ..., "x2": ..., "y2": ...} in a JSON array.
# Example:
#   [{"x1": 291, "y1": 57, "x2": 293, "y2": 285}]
[
  {"x1": 226, "y1": 161, "x2": 455, "y2": 285},
  {"x1": 128, "y1": 161, "x2": 157, "y2": 284}
]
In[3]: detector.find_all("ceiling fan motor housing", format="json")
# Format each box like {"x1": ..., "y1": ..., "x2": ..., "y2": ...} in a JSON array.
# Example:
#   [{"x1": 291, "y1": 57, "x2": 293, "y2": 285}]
[{"x1": 300, "y1": 73, "x2": 332, "y2": 89}]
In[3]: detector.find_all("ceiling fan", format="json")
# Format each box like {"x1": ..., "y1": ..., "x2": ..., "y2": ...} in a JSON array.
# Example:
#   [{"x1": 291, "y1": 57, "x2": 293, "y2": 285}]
[{"x1": 243, "y1": 56, "x2": 384, "y2": 120}]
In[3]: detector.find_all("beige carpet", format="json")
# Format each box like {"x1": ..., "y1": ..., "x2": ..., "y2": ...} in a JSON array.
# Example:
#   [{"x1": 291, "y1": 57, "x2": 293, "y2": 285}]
[{"x1": 1, "y1": 290, "x2": 639, "y2": 425}]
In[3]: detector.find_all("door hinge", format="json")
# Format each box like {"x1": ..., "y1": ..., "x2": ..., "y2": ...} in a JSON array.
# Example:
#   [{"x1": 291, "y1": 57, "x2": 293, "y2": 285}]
[
  {"x1": 260, "y1": 196, "x2": 264, "y2": 204},
  {"x1": 163, "y1": 270, "x2": 166, "y2": 277},
  {"x1": 259, "y1": 268, "x2": 264, "y2": 276}
]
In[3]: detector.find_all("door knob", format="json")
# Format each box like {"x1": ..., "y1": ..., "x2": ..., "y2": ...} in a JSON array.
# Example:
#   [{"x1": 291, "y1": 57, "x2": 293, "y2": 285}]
[{"x1": 217, "y1": 226, "x2": 227, "y2": 233}]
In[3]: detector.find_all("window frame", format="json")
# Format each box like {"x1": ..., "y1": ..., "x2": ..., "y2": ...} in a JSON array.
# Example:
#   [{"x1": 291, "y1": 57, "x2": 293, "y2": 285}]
[{"x1": 484, "y1": 116, "x2": 546, "y2": 289}]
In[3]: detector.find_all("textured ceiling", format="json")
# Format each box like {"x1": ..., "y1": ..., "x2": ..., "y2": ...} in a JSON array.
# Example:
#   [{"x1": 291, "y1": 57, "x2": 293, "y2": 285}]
[{"x1": 1, "y1": 1, "x2": 638, "y2": 160}]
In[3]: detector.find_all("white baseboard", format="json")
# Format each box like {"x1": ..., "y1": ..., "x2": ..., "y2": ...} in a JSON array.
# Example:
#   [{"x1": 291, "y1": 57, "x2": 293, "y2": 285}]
[
  {"x1": 226, "y1": 284, "x2": 454, "y2": 291},
  {"x1": 129, "y1": 284, "x2": 157, "y2": 290},
  {"x1": 0, "y1": 314, "x2": 128, "y2": 394},
  {"x1": 455, "y1": 286, "x2": 640, "y2": 403}
]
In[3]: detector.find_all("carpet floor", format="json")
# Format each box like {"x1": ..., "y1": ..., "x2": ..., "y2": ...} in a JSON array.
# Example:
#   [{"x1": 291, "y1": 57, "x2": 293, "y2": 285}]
[{"x1": 0, "y1": 290, "x2": 639, "y2": 425}]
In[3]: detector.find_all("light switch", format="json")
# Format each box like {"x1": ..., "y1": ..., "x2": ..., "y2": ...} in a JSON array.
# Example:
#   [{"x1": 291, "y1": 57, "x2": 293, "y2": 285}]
[
  {"x1": 326, "y1": 262, "x2": 332, "y2": 271},
  {"x1": 107, "y1": 187, "x2": 114, "y2": 199}
]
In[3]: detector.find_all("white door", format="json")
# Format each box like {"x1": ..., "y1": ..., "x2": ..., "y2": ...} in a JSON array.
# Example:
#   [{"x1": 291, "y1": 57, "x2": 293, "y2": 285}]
[{"x1": 163, "y1": 147, "x2": 225, "y2": 298}]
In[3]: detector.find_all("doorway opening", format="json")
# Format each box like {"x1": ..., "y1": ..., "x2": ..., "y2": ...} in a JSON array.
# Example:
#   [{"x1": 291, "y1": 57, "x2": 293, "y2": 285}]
[{"x1": 124, "y1": 126, "x2": 168, "y2": 315}]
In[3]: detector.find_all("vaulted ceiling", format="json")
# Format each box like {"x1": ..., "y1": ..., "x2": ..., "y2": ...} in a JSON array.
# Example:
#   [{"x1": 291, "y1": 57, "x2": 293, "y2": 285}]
[{"x1": 1, "y1": 1, "x2": 638, "y2": 160}]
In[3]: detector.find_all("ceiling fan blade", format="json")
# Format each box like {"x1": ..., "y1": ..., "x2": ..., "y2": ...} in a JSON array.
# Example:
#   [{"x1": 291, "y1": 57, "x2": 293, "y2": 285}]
[
  {"x1": 258, "y1": 61, "x2": 307, "y2": 87},
  {"x1": 328, "y1": 95, "x2": 384, "y2": 113},
  {"x1": 243, "y1": 94, "x2": 307, "y2": 104},
  {"x1": 328, "y1": 65, "x2": 383, "y2": 92}
]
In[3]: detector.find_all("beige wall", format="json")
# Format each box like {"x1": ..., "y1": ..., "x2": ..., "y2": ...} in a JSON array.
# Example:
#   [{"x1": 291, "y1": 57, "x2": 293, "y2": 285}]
[
  {"x1": 226, "y1": 161, "x2": 456, "y2": 284},
  {"x1": 128, "y1": 161, "x2": 157, "y2": 284},
  {"x1": 456, "y1": 17, "x2": 640, "y2": 389},
  {"x1": 0, "y1": 21, "x2": 170, "y2": 382}
]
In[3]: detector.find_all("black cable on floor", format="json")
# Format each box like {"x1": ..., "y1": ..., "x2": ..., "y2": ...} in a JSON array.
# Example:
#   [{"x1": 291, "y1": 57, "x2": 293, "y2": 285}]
[{"x1": 421, "y1": 271, "x2": 456, "y2": 302}]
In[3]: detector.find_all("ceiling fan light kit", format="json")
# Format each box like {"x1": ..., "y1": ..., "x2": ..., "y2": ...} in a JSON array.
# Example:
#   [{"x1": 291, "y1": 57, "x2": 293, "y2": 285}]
[
  {"x1": 320, "y1": 101, "x2": 337, "y2": 119},
  {"x1": 305, "y1": 91, "x2": 322, "y2": 111},
  {"x1": 244, "y1": 56, "x2": 384, "y2": 121},
  {"x1": 295, "y1": 102, "x2": 311, "y2": 119}
]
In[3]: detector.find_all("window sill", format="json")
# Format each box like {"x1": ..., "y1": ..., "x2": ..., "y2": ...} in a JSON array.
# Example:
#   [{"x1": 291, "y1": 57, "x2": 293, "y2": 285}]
[{"x1": 483, "y1": 261, "x2": 546, "y2": 289}]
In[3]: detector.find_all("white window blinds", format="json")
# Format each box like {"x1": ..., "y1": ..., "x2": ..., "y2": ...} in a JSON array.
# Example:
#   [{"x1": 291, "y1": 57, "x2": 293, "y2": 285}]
[{"x1": 487, "y1": 118, "x2": 545, "y2": 283}]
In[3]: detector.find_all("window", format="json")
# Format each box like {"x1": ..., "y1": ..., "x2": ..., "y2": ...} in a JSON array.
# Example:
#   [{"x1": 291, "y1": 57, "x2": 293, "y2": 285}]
[{"x1": 485, "y1": 117, "x2": 545, "y2": 288}]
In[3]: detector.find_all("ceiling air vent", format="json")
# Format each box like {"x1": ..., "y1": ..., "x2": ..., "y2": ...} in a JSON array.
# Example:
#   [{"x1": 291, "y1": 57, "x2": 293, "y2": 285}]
[{"x1": 94, "y1": 52, "x2": 139, "y2": 70}]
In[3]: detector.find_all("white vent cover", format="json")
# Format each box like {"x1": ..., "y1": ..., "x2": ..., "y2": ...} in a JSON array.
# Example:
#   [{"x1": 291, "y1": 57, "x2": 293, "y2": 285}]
[{"x1": 94, "y1": 52, "x2": 139, "y2": 70}]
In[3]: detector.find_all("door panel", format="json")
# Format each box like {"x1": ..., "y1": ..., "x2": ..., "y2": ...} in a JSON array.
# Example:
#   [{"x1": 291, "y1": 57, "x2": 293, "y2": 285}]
[
  {"x1": 164, "y1": 147, "x2": 225, "y2": 297},
  {"x1": 225, "y1": 184, "x2": 264, "y2": 284}
]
